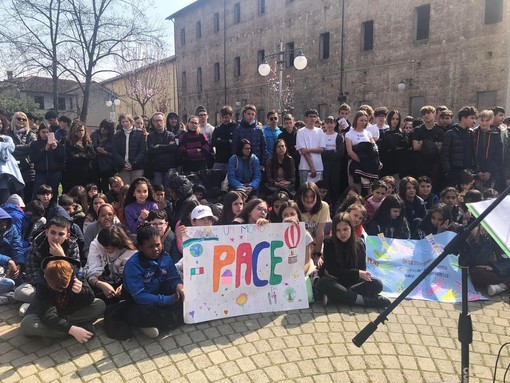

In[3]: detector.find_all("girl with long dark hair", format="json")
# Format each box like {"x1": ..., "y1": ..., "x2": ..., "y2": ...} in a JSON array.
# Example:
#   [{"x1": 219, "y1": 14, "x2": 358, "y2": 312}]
[{"x1": 319, "y1": 212, "x2": 390, "y2": 308}]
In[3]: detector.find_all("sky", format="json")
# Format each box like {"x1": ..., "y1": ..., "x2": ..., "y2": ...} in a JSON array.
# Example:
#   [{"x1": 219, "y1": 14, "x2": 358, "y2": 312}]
[{"x1": 151, "y1": 0, "x2": 196, "y2": 55}]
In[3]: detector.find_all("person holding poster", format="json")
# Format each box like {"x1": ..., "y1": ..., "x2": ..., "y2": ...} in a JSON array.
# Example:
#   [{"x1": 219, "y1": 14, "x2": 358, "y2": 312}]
[
  {"x1": 319, "y1": 212, "x2": 391, "y2": 308},
  {"x1": 122, "y1": 224, "x2": 184, "y2": 338}
]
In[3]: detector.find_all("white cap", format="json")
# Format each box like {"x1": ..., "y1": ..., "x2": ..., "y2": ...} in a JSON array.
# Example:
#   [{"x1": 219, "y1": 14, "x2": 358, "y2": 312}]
[
  {"x1": 5, "y1": 194, "x2": 25, "y2": 207},
  {"x1": 191, "y1": 205, "x2": 218, "y2": 221}
]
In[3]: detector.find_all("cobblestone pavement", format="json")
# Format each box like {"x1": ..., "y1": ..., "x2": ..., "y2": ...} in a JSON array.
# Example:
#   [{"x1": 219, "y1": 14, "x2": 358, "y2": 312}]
[{"x1": 1, "y1": 295, "x2": 510, "y2": 383}]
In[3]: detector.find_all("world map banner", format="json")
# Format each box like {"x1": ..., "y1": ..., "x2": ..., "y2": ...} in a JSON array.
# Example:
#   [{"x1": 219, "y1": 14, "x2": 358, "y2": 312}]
[
  {"x1": 182, "y1": 222, "x2": 309, "y2": 324},
  {"x1": 365, "y1": 232, "x2": 486, "y2": 302}
]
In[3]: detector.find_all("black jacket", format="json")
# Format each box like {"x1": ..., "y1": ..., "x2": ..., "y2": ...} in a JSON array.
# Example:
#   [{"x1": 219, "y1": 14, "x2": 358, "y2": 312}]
[
  {"x1": 440, "y1": 125, "x2": 475, "y2": 173},
  {"x1": 147, "y1": 130, "x2": 179, "y2": 171},
  {"x1": 29, "y1": 139, "x2": 65, "y2": 174},
  {"x1": 112, "y1": 129, "x2": 146, "y2": 171},
  {"x1": 211, "y1": 122, "x2": 236, "y2": 163},
  {"x1": 27, "y1": 256, "x2": 95, "y2": 333},
  {"x1": 473, "y1": 125, "x2": 503, "y2": 176}
]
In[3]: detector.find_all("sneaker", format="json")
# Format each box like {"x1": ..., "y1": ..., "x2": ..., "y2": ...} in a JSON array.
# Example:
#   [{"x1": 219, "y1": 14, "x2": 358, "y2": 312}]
[
  {"x1": 322, "y1": 294, "x2": 328, "y2": 307},
  {"x1": 139, "y1": 327, "x2": 159, "y2": 338},
  {"x1": 0, "y1": 296, "x2": 9, "y2": 305},
  {"x1": 487, "y1": 284, "x2": 505, "y2": 296},
  {"x1": 4, "y1": 291, "x2": 16, "y2": 303},
  {"x1": 19, "y1": 303, "x2": 30, "y2": 317}
]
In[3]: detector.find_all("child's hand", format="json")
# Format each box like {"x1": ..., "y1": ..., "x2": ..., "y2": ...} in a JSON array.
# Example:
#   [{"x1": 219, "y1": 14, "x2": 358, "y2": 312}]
[
  {"x1": 49, "y1": 241, "x2": 65, "y2": 257},
  {"x1": 438, "y1": 219, "x2": 451, "y2": 233},
  {"x1": 115, "y1": 284, "x2": 123, "y2": 296},
  {"x1": 139, "y1": 209, "x2": 149, "y2": 220},
  {"x1": 7, "y1": 260, "x2": 19, "y2": 279},
  {"x1": 283, "y1": 216, "x2": 299, "y2": 227},
  {"x1": 256, "y1": 218, "x2": 269, "y2": 226},
  {"x1": 175, "y1": 283, "x2": 185, "y2": 301},
  {"x1": 177, "y1": 225, "x2": 187, "y2": 240},
  {"x1": 71, "y1": 278, "x2": 82, "y2": 294},
  {"x1": 68, "y1": 325, "x2": 93, "y2": 343},
  {"x1": 98, "y1": 281, "x2": 116, "y2": 298},
  {"x1": 359, "y1": 270, "x2": 372, "y2": 282}
]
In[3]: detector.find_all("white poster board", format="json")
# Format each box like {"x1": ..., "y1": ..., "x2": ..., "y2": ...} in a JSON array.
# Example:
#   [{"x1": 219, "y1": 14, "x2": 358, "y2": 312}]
[{"x1": 182, "y1": 222, "x2": 309, "y2": 324}]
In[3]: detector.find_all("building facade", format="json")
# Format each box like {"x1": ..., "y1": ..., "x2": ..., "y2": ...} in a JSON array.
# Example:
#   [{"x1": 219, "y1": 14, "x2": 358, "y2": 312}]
[
  {"x1": 100, "y1": 56, "x2": 178, "y2": 121},
  {"x1": 168, "y1": 0, "x2": 509, "y2": 124}
]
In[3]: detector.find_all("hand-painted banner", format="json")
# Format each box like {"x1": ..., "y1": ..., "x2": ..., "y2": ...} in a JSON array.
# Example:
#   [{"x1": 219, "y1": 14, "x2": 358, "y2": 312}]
[
  {"x1": 365, "y1": 232, "x2": 486, "y2": 302},
  {"x1": 182, "y1": 223, "x2": 309, "y2": 324},
  {"x1": 467, "y1": 197, "x2": 510, "y2": 257}
]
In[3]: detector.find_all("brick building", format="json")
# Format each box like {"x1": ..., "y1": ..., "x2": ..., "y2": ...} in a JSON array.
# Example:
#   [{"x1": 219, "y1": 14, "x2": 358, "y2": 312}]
[{"x1": 168, "y1": 0, "x2": 509, "y2": 124}]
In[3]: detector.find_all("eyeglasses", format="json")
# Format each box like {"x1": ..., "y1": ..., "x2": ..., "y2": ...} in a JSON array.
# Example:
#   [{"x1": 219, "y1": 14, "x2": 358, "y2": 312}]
[
  {"x1": 269, "y1": 117, "x2": 278, "y2": 121},
  {"x1": 151, "y1": 222, "x2": 166, "y2": 227},
  {"x1": 256, "y1": 206, "x2": 268, "y2": 214},
  {"x1": 16, "y1": 117, "x2": 27, "y2": 122}
]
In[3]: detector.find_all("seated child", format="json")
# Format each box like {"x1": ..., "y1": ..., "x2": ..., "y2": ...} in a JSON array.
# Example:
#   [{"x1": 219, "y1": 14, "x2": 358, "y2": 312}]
[
  {"x1": 346, "y1": 203, "x2": 368, "y2": 238},
  {"x1": 380, "y1": 175, "x2": 396, "y2": 195},
  {"x1": 364, "y1": 180, "x2": 387, "y2": 220},
  {"x1": 20, "y1": 257, "x2": 105, "y2": 343},
  {"x1": 121, "y1": 224, "x2": 184, "y2": 338},
  {"x1": 418, "y1": 176, "x2": 439, "y2": 210},
  {"x1": 0, "y1": 207, "x2": 23, "y2": 292},
  {"x1": 415, "y1": 203, "x2": 451, "y2": 239},
  {"x1": 0, "y1": 254, "x2": 17, "y2": 304},
  {"x1": 36, "y1": 184, "x2": 55, "y2": 218},
  {"x1": 147, "y1": 209, "x2": 180, "y2": 264},
  {"x1": 14, "y1": 216, "x2": 80, "y2": 304}
]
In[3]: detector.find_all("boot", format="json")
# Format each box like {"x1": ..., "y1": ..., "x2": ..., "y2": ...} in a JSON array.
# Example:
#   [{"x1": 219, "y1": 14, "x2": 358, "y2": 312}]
[{"x1": 363, "y1": 295, "x2": 391, "y2": 308}]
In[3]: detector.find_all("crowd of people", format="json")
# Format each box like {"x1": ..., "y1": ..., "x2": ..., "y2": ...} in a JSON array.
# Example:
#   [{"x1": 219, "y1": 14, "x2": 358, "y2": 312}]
[{"x1": 1, "y1": 102, "x2": 510, "y2": 343}]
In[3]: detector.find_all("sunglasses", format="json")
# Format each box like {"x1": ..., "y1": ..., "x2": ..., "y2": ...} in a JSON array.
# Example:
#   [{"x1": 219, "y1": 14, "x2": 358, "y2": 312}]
[
  {"x1": 16, "y1": 117, "x2": 27, "y2": 122},
  {"x1": 269, "y1": 117, "x2": 278, "y2": 121}
]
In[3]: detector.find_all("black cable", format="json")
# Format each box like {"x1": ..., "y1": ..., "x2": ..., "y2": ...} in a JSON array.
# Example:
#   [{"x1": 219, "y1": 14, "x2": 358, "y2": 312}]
[{"x1": 493, "y1": 341, "x2": 510, "y2": 382}]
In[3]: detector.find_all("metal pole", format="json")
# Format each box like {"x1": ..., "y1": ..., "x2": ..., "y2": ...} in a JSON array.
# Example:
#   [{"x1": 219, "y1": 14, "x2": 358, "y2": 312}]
[
  {"x1": 339, "y1": 0, "x2": 345, "y2": 101},
  {"x1": 278, "y1": 41, "x2": 284, "y2": 114}
]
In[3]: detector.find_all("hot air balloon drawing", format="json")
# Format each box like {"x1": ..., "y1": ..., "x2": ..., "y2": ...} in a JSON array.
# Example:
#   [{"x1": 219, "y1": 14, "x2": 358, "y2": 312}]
[{"x1": 284, "y1": 224, "x2": 301, "y2": 264}]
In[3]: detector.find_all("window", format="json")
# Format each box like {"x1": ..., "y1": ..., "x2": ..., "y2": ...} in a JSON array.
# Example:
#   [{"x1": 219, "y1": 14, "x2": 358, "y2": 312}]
[
  {"x1": 257, "y1": 50, "x2": 265, "y2": 66},
  {"x1": 180, "y1": 28, "x2": 186, "y2": 46},
  {"x1": 410, "y1": 96, "x2": 425, "y2": 117},
  {"x1": 214, "y1": 62, "x2": 220, "y2": 82},
  {"x1": 485, "y1": 0, "x2": 503, "y2": 24},
  {"x1": 258, "y1": 0, "x2": 265, "y2": 15},
  {"x1": 33, "y1": 95, "x2": 44, "y2": 109},
  {"x1": 320, "y1": 32, "x2": 330, "y2": 59},
  {"x1": 181, "y1": 71, "x2": 187, "y2": 90},
  {"x1": 197, "y1": 67, "x2": 202, "y2": 92},
  {"x1": 415, "y1": 4, "x2": 430, "y2": 41},
  {"x1": 477, "y1": 91, "x2": 497, "y2": 110},
  {"x1": 58, "y1": 97, "x2": 66, "y2": 110},
  {"x1": 285, "y1": 42, "x2": 294, "y2": 68},
  {"x1": 234, "y1": 57, "x2": 241, "y2": 77},
  {"x1": 196, "y1": 21, "x2": 202, "y2": 38},
  {"x1": 214, "y1": 12, "x2": 220, "y2": 32},
  {"x1": 234, "y1": 3, "x2": 240, "y2": 24},
  {"x1": 362, "y1": 20, "x2": 374, "y2": 51}
]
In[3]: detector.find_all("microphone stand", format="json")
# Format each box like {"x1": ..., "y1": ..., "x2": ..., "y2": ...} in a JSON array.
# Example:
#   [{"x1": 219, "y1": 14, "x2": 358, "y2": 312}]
[{"x1": 352, "y1": 185, "x2": 510, "y2": 383}]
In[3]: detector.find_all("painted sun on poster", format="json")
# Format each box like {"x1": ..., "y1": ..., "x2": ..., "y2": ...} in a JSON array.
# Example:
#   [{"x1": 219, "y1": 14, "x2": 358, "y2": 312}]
[{"x1": 182, "y1": 222, "x2": 309, "y2": 324}]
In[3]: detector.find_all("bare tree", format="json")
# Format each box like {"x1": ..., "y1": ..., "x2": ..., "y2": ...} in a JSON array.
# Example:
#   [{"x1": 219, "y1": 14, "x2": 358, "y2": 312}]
[
  {"x1": 60, "y1": 0, "x2": 165, "y2": 122},
  {"x1": 0, "y1": 0, "x2": 165, "y2": 122},
  {"x1": 0, "y1": 0, "x2": 64, "y2": 109},
  {"x1": 116, "y1": 45, "x2": 172, "y2": 116}
]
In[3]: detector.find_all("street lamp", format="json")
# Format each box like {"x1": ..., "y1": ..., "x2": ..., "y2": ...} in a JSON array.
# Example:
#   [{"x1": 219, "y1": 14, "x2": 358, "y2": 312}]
[
  {"x1": 258, "y1": 41, "x2": 307, "y2": 114},
  {"x1": 106, "y1": 98, "x2": 120, "y2": 121}
]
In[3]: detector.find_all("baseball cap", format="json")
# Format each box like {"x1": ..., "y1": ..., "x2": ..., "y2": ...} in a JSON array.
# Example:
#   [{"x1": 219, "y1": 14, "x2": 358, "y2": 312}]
[{"x1": 191, "y1": 205, "x2": 218, "y2": 222}]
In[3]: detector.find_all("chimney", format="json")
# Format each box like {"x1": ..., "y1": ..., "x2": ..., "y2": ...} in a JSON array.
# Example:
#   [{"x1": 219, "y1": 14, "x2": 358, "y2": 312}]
[{"x1": 7, "y1": 71, "x2": 13, "y2": 80}]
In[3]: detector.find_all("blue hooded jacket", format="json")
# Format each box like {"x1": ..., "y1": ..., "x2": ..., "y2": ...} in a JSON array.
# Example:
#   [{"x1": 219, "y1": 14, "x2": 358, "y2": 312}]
[{"x1": 0, "y1": 207, "x2": 24, "y2": 265}]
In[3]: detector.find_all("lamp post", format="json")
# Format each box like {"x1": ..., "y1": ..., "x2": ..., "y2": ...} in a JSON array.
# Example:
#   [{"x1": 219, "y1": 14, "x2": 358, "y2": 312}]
[
  {"x1": 106, "y1": 98, "x2": 120, "y2": 121},
  {"x1": 258, "y1": 41, "x2": 307, "y2": 114}
]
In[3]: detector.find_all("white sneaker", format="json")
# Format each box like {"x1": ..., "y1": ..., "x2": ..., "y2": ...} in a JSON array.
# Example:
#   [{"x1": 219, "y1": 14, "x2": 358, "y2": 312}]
[
  {"x1": 487, "y1": 284, "x2": 505, "y2": 296},
  {"x1": 19, "y1": 303, "x2": 30, "y2": 317},
  {"x1": 139, "y1": 327, "x2": 159, "y2": 338}
]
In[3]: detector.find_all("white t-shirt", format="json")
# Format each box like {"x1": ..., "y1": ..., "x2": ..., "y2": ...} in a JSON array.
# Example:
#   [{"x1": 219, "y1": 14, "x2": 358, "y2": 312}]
[
  {"x1": 366, "y1": 124, "x2": 389, "y2": 141},
  {"x1": 345, "y1": 128, "x2": 374, "y2": 146},
  {"x1": 295, "y1": 127, "x2": 326, "y2": 171},
  {"x1": 324, "y1": 132, "x2": 338, "y2": 151}
]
